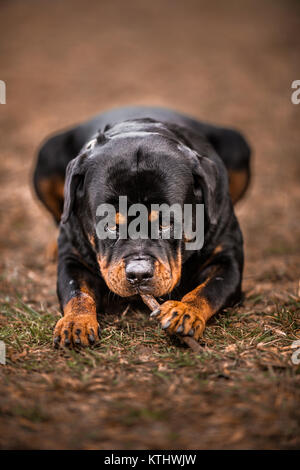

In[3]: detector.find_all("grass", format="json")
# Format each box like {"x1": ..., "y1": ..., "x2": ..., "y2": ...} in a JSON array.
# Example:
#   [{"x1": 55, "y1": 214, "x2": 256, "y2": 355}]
[
  {"x1": 1, "y1": 293, "x2": 299, "y2": 373},
  {"x1": 0, "y1": 296, "x2": 54, "y2": 349},
  {"x1": 0, "y1": 288, "x2": 299, "y2": 449}
]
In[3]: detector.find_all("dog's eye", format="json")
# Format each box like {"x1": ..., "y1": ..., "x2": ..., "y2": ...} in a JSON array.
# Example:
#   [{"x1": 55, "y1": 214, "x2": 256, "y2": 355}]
[
  {"x1": 160, "y1": 224, "x2": 172, "y2": 232},
  {"x1": 105, "y1": 224, "x2": 118, "y2": 233}
]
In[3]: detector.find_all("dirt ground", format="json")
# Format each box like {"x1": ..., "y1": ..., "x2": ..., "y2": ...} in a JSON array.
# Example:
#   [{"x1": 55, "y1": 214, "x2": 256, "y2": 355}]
[{"x1": 0, "y1": 0, "x2": 299, "y2": 450}]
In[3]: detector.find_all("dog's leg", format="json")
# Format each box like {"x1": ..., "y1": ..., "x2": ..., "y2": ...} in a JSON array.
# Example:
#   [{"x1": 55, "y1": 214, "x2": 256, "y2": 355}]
[
  {"x1": 54, "y1": 258, "x2": 102, "y2": 348},
  {"x1": 153, "y1": 248, "x2": 242, "y2": 341},
  {"x1": 53, "y1": 233, "x2": 103, "y2": 348}
]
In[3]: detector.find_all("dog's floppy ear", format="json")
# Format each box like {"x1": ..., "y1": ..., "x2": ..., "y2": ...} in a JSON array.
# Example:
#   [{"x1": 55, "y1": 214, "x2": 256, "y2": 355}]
[
  {"x1": 61, "y1": 154, "x2": 86, "y2": 223},
  {"x1": 192, "y1": 153, "x2": 219, "y2": 227},
  {"x1": 168, "y1": 123, "x2": 224, "y2": 228}
]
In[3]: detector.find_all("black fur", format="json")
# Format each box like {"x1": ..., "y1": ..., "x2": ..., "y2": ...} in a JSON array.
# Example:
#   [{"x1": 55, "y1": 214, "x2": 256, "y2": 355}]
[{"x1": 33, "y1": 106, "x2": 251, "y2": 344}]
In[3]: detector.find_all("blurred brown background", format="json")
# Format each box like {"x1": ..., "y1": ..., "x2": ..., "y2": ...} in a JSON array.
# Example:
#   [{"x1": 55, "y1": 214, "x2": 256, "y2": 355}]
[
  {"x1": 0, "y1": 0, "x2": 299, "y2": 450},
  {"x1": 0, "y1": 0, "x2": 299, "y2": 264}
]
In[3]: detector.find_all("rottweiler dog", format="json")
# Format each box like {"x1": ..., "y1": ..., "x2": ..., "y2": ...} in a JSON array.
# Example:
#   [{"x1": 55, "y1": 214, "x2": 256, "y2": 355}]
[{"x1": 33, "y1": 106, "x2": 251, "y2": 348}]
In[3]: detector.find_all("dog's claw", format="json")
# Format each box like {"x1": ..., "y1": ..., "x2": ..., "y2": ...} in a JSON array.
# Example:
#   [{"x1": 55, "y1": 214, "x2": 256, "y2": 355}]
[
  {"x1": 162, "y1": 320, "x2": 171, "y2": 330},
  {"x1": 150, "y1": 308, "x2": 160, "y2": 318},
  {"x1": 64, "y1": 330, "x2": 71, "y2": 346},
  {"x1": 88, "y1": 332, "x2": 95, "y2": 344}
]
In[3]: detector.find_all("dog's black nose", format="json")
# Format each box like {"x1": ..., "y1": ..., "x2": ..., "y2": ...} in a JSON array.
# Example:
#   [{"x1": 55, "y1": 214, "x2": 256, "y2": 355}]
[{"x1": 125, "y1": 258, "x2": 154, "y2": 284}]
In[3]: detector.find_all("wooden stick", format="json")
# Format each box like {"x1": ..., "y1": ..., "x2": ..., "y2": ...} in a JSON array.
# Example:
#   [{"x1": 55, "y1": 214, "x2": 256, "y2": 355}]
[{"x1": 140, "y1": 294, "x2": 202, "y2": 353}]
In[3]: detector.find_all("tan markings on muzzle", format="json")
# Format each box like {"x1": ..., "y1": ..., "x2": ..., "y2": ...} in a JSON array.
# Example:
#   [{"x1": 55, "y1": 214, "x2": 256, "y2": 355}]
[
  {"x1": 154, "y1": 247, "x2": 182, "y2": 294},
  {"x1": 97, "y1": 254, "x2": 180, "y2": 297},
  {"x1": 153, "y1": 258, "x2": 173, "y2": 295},
  {"x1": 97, "y1": 255, "x2": 133, "y2": 297}
]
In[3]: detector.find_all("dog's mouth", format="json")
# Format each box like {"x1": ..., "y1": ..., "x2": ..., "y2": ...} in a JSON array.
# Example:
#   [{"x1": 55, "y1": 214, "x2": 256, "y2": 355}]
[
  {"x1": 136, "y1": 284, "x2": 155, "y2": 294},
  {"x1": 97, "y1": 254, "x2": 181, "y2": 298}
]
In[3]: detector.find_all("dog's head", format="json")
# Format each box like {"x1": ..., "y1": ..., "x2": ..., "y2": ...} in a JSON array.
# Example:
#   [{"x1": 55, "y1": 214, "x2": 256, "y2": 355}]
[{"x1": 61, "y1": 118, "x2": 224, "y2": 297}]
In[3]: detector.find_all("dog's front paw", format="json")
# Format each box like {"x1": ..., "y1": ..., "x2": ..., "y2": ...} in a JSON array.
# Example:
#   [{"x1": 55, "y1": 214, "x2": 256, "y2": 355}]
[
  {"x1": 53, "y1": 314, "x2": 101, "y2": 348},
  {"x1": 152, "y1": 300, "x2": 205, "y2": 340}
]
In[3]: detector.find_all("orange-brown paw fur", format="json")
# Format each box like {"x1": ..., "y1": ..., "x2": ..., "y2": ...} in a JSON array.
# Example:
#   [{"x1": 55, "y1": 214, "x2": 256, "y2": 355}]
[
  {"x1": 153, "y1": 300, "x2": 206, "y2": 340},
  {"x1": 53, "y1": 313, "x2": 100, "y2": 348}
]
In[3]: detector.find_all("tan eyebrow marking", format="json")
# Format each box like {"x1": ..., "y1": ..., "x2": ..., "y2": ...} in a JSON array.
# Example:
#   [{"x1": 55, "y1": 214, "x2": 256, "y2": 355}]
[
  {"x1": 149, "y1": 210, "x2": 159, "y2": 222},
  {"x1": 115, "y1": 212, "x2": 127, "y2": 225}
]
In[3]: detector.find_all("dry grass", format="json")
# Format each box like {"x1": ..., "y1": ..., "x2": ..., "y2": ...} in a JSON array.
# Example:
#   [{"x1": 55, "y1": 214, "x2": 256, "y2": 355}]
[{"x1": 0, "y1": 280, "x2": 299, "y2": 449}]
